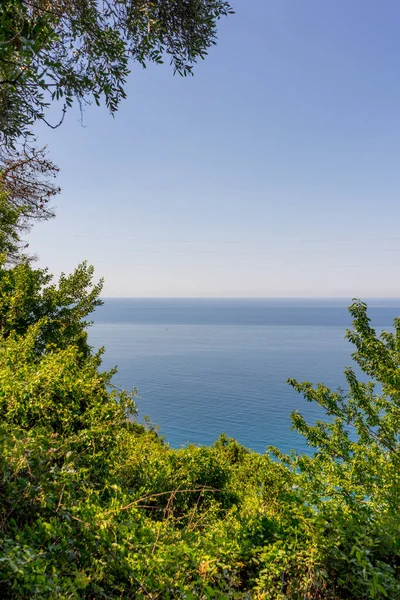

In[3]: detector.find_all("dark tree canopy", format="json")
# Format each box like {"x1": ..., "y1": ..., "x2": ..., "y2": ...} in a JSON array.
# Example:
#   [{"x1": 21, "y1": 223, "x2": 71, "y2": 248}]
[
  {"x1": 0, "y1": 0, "x2": 233, "y2": 143},
  {"x1": 0, "y1": 1, "x2": 232, "y2": 261}
]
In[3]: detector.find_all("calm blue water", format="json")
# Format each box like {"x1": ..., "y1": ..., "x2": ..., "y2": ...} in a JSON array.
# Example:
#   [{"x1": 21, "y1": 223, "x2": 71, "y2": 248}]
[{"x1": 90, "y1": 299, "x2": 400, "y2": 454}]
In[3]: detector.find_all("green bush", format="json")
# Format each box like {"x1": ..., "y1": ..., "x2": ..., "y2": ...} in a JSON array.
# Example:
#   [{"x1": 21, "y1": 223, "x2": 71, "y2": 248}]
[{"x1": 0, "y1": 262, "x2": 399, "y2": 598}]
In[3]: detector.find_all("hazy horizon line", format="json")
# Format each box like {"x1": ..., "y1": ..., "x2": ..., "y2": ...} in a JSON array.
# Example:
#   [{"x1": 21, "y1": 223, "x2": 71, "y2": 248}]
[{"x1": 99, "y1": 296, "x2": 400, "y2": 301}]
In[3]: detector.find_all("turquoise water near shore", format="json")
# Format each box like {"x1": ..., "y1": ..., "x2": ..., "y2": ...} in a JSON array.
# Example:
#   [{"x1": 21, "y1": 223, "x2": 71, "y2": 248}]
[{"x1": 90, "y1": 299, "x2": 400, "y2": 454}]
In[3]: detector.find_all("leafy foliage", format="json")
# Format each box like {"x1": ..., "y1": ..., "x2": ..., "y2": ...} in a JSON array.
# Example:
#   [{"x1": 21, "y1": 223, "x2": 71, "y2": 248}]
[
  {"x1": 0, "y1": 0, "x2": 234, "y2": 143},
  {"x1": 0, "y1": 187, "x2": 26, "y2": 262},
  {"x1": 0, "y1": 261, "x2": 399, "y2": 598},
  {"x1": 271, "y1": 299, "x2": 400, "y2": 598}
]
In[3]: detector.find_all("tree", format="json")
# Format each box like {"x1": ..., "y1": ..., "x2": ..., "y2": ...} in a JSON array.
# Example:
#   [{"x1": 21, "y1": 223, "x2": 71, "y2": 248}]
[
  {"x1": 0, "y1": 145, "x2": 59, "y2": 221},
  {"x1": 265, "y1": 299, "x2": 400, "y2": 598},
  {"x1": 0, "y1": 0, "x2": 234, "y2": 144},
  {"x1": 0, "y1": 259, "x2": 103, "y2": 355},
  {"x1": 0, "y1": 1, "x2": 233, "y2": 253},
  {"x1": 287, "y1": 299, "x2": 400, "y2": 509},
  {"x1": 0, "y1": 145, "x2": 60, "y2": 262}
]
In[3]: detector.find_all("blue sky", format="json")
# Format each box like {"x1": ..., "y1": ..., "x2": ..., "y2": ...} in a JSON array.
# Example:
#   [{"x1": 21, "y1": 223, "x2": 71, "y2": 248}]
[{"x1": 29, "y1": 0, "x2": 400, "y2": 297}]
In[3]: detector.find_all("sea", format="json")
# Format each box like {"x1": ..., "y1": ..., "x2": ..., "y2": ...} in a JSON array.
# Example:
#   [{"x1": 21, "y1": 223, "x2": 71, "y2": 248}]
[{"x1": 89, "y1": 299, "x2": 400, "y2": 455}]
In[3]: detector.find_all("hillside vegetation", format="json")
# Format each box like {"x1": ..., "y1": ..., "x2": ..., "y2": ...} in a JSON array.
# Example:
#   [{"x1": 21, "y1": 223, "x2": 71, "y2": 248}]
[{"x1": 0, "y1": 260, "x2": 399, "y2": 599}]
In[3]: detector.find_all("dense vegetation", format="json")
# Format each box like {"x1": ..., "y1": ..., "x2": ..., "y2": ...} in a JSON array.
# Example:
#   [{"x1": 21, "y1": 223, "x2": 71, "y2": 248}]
[{"x1": 0, "y1": 259, "x2": 399, "y2": 598}]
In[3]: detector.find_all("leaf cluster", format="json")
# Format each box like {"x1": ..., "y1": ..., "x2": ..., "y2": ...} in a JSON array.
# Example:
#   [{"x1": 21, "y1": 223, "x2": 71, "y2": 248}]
[{"x1": 0, "y1": 0, "x2": 234, "y2": 143}]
